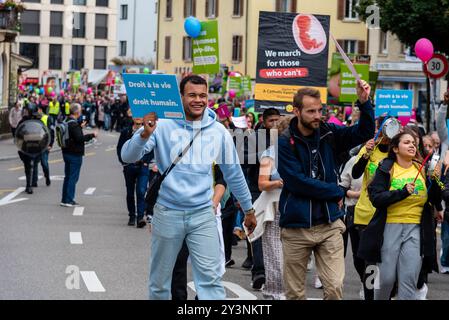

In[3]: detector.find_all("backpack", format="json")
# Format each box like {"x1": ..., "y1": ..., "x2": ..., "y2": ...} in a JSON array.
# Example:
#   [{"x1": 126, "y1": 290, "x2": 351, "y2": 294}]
[{"x1": 55, "y1": 119, "x2": 76, "y2": 148}]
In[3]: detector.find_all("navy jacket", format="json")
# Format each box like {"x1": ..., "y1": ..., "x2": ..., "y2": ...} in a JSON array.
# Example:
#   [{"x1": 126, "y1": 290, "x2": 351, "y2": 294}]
[{"x1": 278, "y1": 100, "x2": 375, "y2": 229}]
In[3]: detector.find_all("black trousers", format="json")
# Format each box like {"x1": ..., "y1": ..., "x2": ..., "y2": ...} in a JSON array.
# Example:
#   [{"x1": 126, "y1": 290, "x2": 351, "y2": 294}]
[{"x1": 18, "y1": 152, "x2": 39, "y2": 188}]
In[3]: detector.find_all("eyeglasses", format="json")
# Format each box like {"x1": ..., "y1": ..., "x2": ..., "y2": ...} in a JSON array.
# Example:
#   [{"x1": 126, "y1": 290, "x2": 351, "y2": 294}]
[{"x1": 134, "y1": 122, "x2": 143, "y2": 126}]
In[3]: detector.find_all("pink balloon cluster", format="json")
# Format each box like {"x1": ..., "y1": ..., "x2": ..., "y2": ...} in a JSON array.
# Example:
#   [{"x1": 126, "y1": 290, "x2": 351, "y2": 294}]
[{"x1": 229, "y1": 89, "x2": 236, "y2": 99}]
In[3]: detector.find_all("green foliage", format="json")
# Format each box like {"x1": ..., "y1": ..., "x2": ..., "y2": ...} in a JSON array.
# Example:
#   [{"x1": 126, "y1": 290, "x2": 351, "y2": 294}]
[{"x1": 357, "y1": 0, "x2": 449, "y2": 55}]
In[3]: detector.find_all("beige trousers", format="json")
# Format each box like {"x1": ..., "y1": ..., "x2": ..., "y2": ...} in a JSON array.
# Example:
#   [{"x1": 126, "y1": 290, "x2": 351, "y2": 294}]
[{"x1": 281, "y1": 219, "x2": 346, "y2": 300}]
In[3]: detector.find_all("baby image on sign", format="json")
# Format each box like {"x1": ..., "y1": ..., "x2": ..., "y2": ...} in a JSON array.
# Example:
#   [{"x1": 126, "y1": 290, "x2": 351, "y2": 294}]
[{"x1": 123, "y1": 74, "x2": 186, "y2": 120}]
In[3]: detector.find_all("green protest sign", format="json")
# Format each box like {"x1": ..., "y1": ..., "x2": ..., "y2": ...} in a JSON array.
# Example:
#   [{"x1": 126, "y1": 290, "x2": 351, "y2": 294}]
[
  {"x1": 193, "y1": 20, "x2": 220, "y2": 74},
  {"x1": 227, "y1": 76, "x2": 252, "y2": 97},
  {"x1": 339, "y1": 63, "x2": 370, "y2": 103}
]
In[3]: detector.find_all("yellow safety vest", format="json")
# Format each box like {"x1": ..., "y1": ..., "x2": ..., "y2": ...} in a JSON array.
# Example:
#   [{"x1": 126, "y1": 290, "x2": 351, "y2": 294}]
[
  {"x1": 48, "y1": 101, "x2": 60, "y2": 115},
  {"x1": 40, "y1": 114, "x2": 48, "y2": 127},
  {"x1": 65, "y1": 102, "x2": 70, "y2": 115}
]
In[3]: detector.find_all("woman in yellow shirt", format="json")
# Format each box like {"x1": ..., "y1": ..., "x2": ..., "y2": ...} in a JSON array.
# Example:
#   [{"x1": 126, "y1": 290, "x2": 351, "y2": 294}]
[{"x1": 358, "y1": 130, "x2": 441, "y2": 300}]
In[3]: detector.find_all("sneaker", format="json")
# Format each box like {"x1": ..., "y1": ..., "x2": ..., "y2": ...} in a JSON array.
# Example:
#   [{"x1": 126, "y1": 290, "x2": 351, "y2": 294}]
[
  {"x1": 359, "y1": 284, "x2": 365, "y2": 300},
  {"x1": 136, "y1": 218, "x2": 147, "y2": 228},
  {"x1": 314, "y1": 275, "x2": 323, "y2": 289},
  {"x1": 25, "y1": 187, "x2": 33, "y2": 194},
  {"x1": 251, "y1": 274, "x2": 265, "y2": 290},
  {"x1": 225, "y1": 259, "x2": 235, "y2": 268},
  {"x1": 441, "y1": 266, "x2": 449, "y2": 274},
  {"x1": 416, "y1": 283, "x2": 428, "y2": 300},
  {"x1": 60, "y1": 202, "x2": 73, "y2": 207},
  {"x1": 45, "y1": 177, "x2": 51, "y2": 186},
  {"x1": 128, "y1": 217, "x2": 136, "y2": 226},
  {"x1": 69, "y1": 201, "x2": 80, "y2": 207},
  {"x1": 241, "y1": 257, "x2": 253, "y2": 269}
]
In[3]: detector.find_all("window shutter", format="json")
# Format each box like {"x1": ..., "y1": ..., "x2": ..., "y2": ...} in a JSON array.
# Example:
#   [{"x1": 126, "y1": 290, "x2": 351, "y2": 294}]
[
  {"x1": 184, "y1": 0, "x2": 187, "y2": 17},
  {"x1": 291, "y1": 0, "x2": 297, "y2": 12},
  {"x1": 239, "y1": 36, "x2": 243, "y2": 62},
  {"x1": 215, "y1": 0, "x2": 219, "y2": 17},
  {"x1": 337, "y1": 39, "x2": 345, "y2": 50},
  {"x1": 193, "y1": 0, "x2": 196, "y2": 16},
  {"x1": 337, "y1": 0, "x2": 345, "y2": 20},
  {"x1": 205, "y1": 0, "x2": 209, "y2": 17},
  {"x1": 275, "y1": 0, "x2": 280, "y2": 12},
  {"x1": 358, "y1": 40, "x2": 366, "y2": 54},
  {"x1": 182, "y1": 37, "x2": 186, "y2": 60},
  {"x1": 240, "y1": 0, "x2": 244, "y2": 16}
]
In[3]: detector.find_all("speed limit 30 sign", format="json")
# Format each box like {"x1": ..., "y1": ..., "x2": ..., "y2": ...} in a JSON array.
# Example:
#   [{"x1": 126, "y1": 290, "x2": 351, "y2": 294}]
[{"x1": 424, "y1": 53, "x2": 449, "y2": 79}]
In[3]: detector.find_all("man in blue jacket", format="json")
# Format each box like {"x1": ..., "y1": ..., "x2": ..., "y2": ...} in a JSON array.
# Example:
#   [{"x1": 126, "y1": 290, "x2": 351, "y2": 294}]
[
  {"x1": 121, "y1": 75, "x2": 255, "y2": 300},
  {"x1": 278, "y1": 80, "x2": 374, "y2": 300}
]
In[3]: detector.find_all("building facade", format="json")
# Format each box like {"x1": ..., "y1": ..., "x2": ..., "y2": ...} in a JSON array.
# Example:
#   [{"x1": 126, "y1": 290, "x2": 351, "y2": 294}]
[
  {"x1": 17, "y1": 0, "x2": 117, "y2": 83},
  {"x1": 117, "y1": 0, "x2": 158, "y2": 63},
  {"x1": 157, "y1": 0, "x2": 368, "y2": 78}
]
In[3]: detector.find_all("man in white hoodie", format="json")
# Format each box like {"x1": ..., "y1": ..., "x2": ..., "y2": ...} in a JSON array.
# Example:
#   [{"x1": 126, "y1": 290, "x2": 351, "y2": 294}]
[{"x1": 121, "y1": 75, "x2": 256, "y2": 300}]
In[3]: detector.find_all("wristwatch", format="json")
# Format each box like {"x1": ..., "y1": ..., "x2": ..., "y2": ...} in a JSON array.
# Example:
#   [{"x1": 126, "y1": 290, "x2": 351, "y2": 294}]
[{"x1": 245, "y1": 208, "x2": 256, "y2": 215}]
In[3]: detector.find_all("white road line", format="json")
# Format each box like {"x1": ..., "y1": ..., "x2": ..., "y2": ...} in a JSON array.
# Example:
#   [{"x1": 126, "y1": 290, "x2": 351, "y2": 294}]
[
  {"x1": 69, "y1": 232, "x2": 83, "y2": 245},
  {"x1": 0, "y1": 187, "x2": 28, "y2": 206},
  {"x1": 84, "y1": 187, "x2": 96, "y2": 195},
  {"x1": 80, "y1": 271, "x2": 106, "y2": 292},
  {"x1": 73, "y1": 207, "x2": 84, "y2": 216}
]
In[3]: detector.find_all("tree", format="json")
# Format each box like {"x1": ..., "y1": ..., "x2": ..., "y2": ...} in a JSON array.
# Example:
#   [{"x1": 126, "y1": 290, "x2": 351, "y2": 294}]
[{"x1": 357, "y1": 0, "x2": 449, "y2": 56}]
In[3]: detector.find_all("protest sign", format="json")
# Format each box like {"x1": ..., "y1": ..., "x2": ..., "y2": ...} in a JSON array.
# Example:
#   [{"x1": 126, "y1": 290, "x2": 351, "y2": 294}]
[
  {"x1": 255, "y1": 11, "x2": 330, "y2": 114},
  {"x1": 339, "y1": 63, "x2": 370, "y2": 102},
  {"x1": 123, "y1": 74, "x2": 185, "y2": 120},
  {"x1": 375, "y1": 89, "x2": 413, "y2": 117},
  {"x1": 193, "y1": 20, "x2": 220, "y2": 75}
]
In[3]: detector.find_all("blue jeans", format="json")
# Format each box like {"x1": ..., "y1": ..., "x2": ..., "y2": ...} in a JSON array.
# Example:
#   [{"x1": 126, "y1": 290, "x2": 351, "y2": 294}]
[
  {"x1": 149, "y1": 204, "x2": 226, "y2": 300},
  {"x1": 441, "y1": 221, "x2": 449, "y2": 267},
  {"x1": 40, "y1": 150, "x2": 50, "y2": 178},
  {"x1": 104, "y1": 114, "x2": 111, "y2": 131},
  {"x1": 123, "y1": 164, "x2": 150, "y2": 219},
  {"x1": 61, "y1": 153, "x2": 83, "y2": 203}
]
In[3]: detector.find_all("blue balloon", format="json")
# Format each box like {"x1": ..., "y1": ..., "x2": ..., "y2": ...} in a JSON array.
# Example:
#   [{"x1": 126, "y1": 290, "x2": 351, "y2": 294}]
[
  {"x1": 184, "y1": 17, "x2": 201, "y2": 38},
  {"x1": 29, "y1": 85, "x2": 33, "y2": 91},
  {"x1": 39, "y1": 88, "x2": 44, "y2": 95}
]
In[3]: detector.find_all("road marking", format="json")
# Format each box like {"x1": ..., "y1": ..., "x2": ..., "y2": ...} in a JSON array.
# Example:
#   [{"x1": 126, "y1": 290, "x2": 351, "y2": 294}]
[
  {"x1": 8, "y1": 166, "x2": 23, "y2": 171},
  {"x1": 49, "y1": 158, "x2": 63, "y2": 164},
  {"x1": 19, "y1": 175, "x2": 43, "y2": 181},
  {"x1": 85, "y1": 152, "x2": 96, "y2": 157},
  {"x1": 188, "y1": 281, "x2": 257, "y2": 300},
  {"x1": 84, "y1": 187, "x2": 96, "y2": 195},
  {"x1": 69, "y1": 232, "x2": 83, "y2": 245},
  {"x1": 105, "y1": 145, "x2": 116, "y2": 152},
  {"x1": 80, "y1": 271, "x2": 106, "y2": 292},
  {"x1": 73, "y1": 207, "x2": 84, "y2": 216},
  {"x1": 0, "y1": 187, "x2": 28, "y2": 206},
  {"x1": 0, "y1": 189, "x2": 15, "y2": 195}
]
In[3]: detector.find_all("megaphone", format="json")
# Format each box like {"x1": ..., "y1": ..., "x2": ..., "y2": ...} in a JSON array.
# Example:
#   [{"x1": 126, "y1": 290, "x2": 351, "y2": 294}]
[{"x1": 14, "y1": 119, "x2": 50, "y2": 157}]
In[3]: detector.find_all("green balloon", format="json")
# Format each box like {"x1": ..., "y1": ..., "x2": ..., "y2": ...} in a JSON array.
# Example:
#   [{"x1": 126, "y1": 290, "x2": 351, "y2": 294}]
[
  {"x1": 35, "y1": 88, "x2": 40, "y2": 94},
  {"x1": 48, "y1": 87, "x2": 53, "y2": 93},
  {"x1": 143, "y1": 68, "x2": 150, "y2": 74}
]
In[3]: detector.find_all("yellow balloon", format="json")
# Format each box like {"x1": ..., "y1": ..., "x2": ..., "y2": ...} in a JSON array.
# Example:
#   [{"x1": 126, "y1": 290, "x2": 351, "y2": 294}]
[{"x1": 286, "y1": 105, "x2": 294, "y2": 113}]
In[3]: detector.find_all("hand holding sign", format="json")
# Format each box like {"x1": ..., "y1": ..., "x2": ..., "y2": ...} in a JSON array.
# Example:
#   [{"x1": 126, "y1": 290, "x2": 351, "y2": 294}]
[
  {"x1": 140, "y1": 112, "x2": 158, "y2": 140},
  {"x1": 357, "y1": 80, "x2": 371, "y2": 104}
]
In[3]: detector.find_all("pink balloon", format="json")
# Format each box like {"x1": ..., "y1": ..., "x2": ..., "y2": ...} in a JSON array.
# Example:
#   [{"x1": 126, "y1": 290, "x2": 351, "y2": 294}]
[
  {"x1": 50, "y1": 92, "x2": 56, "y2": 97},
  {"x1": 229, "y1": 89, "x2": 236, "y2": 99},
  {"x1": 228, "y1": 72, "x2": 236, "y2": 77},
  {"x1": 60, "y1": 89, "x2": 64, "y2": 95},
  {"x1": 344, "y1": 106, "x2": 352, "y2": 116},
  {"x1": 87, "y1": 88, "x2": 93, "y2": 94},
  {"x1": 415, "y1": 38, "x2": 434, "y2": 63}
]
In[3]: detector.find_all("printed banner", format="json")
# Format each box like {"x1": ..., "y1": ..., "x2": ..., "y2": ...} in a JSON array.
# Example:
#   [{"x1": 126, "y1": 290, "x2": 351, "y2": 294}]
[
  {"x1": 339, "y1": 63, "x2": 370, "y2": 103},
  {"x1": 227, "y1": 76, "x2": 252, "y2": 97},
  {"x1": 375, "y1": 89, "x2": 414, "y2": 117},
  {"x1": 255, "y1": 11, "x2": 330, "y2": 113},
  {"x1": 123, "y1": 74, "x2": 185, "y2": 120},
  {"x1": 193, "y1": 20, "x2": 220, "y2": 75}
]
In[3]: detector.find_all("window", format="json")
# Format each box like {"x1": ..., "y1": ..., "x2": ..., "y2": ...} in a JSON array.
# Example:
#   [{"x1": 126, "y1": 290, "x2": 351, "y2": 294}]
[
  {"x1": 94, "y1": 46, "x2": 107, "y2": 69},
  {"x1": 232, "y1": 35, "x2": 243, "y2": 62},
  {"x1": 51, "y1": 0, "x2": 64, "y2": 4},
  {"x1": 344, "y1": 0, "x2": 359, "y2": 20},
  {"x1": 73, "y1": 0, "x2": 86, "y2": 5},
  {"x1": 96, "y1": 0, "x2": 108, "y2": 6},
  {"x1": 166, "y1": 0, "x2": 172, "y2": 18},
  {"x1": 155, "y1": 1, "x2": 158, "y2": 13},
  {"x1": 379, "y1": 31, "x2": 388, "y2": 54},
  {"x1": 275, "y1": 0, "x2": 296, "y2": 12},
  {"x1": 164, "y1": 36, "x2": 171, "y2": 60},
  {"x1": 20, "y1": 43, "x2": 39, "y2": 69},
  {"x1": 71, "y1": 45, "x2": 84, "y2": 70},
  {"x1": 95, "y1": 14, "x2": 108, "y2": 39},
  {"x1": 119, "y1": 41, "x2": 127, "y2": 56},
  {"x1": 72, "y1": 12, "x2": 86, "y2": 37},
  {"x1": 183, "y1": 37, "x2": 192, "y2": 61},
  {"x1": 23, "y1": 0, "x2": 40, "y2": 2},
  {"x1": 184, "y1": 0, "x2": 196, "y2": 17},
  {"x1": 21, "y1": 10, "x2": 40, "y2": 36},
  {"x1": 154, "y1": 40, "x2": 157, "y2": 52},
  {"x1": 205, "y1": 0, "x2": 219, "y2": 18},
  {"x1": 49, "y1": 44, "x2": 62, "y2": 69},
  {"x1": 233, "y1": 0, "x2": 244, "y2": 16},
  {"x1": 50, "y1": 11, "x2": 63, "y2": 37},
  {"x1": 343, "y1": 40, "x2": 357, "y2": 54},
  {"x1": 120, "y1": 5, "x2": 128, "y2": 20}
]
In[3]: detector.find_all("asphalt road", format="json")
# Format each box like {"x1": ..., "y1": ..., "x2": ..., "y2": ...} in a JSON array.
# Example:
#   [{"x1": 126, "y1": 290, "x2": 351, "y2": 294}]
[{"x1": 1, "y1": 130, "x2": 448, "y2": 300}]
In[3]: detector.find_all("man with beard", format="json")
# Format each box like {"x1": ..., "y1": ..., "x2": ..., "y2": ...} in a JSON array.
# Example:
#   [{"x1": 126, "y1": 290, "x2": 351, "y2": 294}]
[{"x1": 278, "y1": 81, "x2": 375, "y2": 300}]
